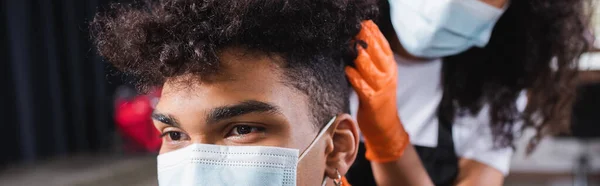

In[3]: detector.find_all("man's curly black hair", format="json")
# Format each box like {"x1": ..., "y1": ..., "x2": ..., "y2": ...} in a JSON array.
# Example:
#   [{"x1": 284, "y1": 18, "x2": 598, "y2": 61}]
[{"x1": 91, "y1": 0, "x2": 378, "y2": 127}]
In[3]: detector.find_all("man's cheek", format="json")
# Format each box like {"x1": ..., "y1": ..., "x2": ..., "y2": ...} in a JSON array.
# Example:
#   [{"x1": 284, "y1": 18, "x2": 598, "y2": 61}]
[{"x1": 296, "y1": 145, "x2": 328, "y2": 186}]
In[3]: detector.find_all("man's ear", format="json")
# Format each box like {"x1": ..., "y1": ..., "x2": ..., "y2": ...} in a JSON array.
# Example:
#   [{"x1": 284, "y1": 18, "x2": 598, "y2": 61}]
[{"x1": 324, "y1": 113, "x2": 359, "y2": 179}]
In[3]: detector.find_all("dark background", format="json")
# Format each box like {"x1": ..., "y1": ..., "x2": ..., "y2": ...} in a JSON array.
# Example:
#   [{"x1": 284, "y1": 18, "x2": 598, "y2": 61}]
[{"x1": 0, "y1": 0, "x2": 127, "y2": 166}]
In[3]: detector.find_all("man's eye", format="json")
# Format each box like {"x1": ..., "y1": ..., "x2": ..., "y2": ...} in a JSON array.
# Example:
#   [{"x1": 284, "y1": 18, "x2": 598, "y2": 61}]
[
  {"x1": 161, "y1": 131, "x2": 188, "y2": 141},
  {"x1": 228, "y1": 125, "x2": 265, "y2": 136}
]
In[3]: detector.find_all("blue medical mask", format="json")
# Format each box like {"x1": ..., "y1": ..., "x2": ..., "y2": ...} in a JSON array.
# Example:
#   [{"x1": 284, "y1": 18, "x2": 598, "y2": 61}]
[
  {"x1": 389, "y1": 0, "x2": 508, "y2": 58},
  {"x1": 157, "y1": 116, "x2": 337, "y2": 186}
]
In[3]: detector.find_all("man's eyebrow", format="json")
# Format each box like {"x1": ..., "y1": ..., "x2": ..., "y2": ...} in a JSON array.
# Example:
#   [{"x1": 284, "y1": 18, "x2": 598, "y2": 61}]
[
  {"x1": 151, "y1": 112, "x2": 181, "y2": 127},
  {"x1": 206, "y1": 100, "x2": 281, "y2": 124}
]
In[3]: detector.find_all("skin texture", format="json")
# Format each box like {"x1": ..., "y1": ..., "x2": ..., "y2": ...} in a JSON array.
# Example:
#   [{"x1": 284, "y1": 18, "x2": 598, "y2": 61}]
[
  {"x1": 455, "y1": 159, "x2": 504, "y2": 186},
  {"x1": 453, "y1": 159, "x2": 502, "y2": 186},
  {"x1": 578, "y1": 71, "x2": 600, "y2": 85},
  {"x1": 152, "y1": 48, "x2": 359, "y2": 186},
  {"x1": 370, "y1": 146, "x2": 434, "y2": 186}
]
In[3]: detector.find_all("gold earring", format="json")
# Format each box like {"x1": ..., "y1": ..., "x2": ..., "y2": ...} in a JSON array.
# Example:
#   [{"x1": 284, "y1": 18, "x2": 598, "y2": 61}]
[{"x1": 332, "y1": 168, "x2": 342, "y2": 186}]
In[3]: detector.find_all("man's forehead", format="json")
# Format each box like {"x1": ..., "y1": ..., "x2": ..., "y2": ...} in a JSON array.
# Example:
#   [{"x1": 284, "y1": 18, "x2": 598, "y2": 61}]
[
  {"x1": 158, "y1": 54, "x2": 308, "y2": 110},
  {"x1": 156, "y1": 47, "x2": 314, "y2": 124},
  {"x1": 160, "y1": 48, "x2": 293, "y2": 95}
]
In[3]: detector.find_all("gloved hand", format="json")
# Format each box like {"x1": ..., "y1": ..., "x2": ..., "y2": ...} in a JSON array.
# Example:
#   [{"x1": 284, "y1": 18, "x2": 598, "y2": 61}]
[{"x1": 345, "y1": 20, "x2": 409, "y2": 163}]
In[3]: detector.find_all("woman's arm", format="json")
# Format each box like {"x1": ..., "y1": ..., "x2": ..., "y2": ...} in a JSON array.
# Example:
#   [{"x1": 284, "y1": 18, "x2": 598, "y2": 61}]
[
  {"x1": 371, "y1": 145, "x2": 434, "y2": 186},
  {"x1": 346, "y1": 20, "x2": 433, "y2": 186},
  {"x1": 455, "y1": 158, "x2": 504, "y2": 186},
  {"x1": 578, "y1": 71, "x2": 600, "y2": 85}
]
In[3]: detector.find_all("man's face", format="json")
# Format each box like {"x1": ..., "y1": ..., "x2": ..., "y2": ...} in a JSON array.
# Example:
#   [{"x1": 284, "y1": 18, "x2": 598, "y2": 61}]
[{"x1": 152, "y1": 48, "x2": 337, "y2": 185}]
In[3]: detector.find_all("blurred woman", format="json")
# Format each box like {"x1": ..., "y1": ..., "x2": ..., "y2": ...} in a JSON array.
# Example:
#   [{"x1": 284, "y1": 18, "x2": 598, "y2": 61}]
[{"x1": 347, "y1": 0, "x2": 592, "y2": 185}]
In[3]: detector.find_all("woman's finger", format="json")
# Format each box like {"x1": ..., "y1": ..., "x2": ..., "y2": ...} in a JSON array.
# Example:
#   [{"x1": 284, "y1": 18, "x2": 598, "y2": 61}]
[{"x1": 345, "y1": 66, "x2": 376, "y2": 98}]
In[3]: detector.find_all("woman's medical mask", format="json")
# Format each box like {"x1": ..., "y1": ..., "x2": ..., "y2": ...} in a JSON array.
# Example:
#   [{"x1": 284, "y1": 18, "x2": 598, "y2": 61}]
[
  {"x1": 157, "y1": 117, "x2": 337, "y2": 186},
  {"x1": 389, "y1": 0, "x2": 508, "y2": 58}
]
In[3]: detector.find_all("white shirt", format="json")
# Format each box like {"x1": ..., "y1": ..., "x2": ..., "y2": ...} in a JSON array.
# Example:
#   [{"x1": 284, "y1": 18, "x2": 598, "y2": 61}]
[{"x1": 350, "y1": 54, "x2": 527, "y2": 175}]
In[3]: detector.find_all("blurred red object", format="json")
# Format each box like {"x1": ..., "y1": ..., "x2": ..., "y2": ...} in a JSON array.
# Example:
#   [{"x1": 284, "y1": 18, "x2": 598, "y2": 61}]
[{"x1": 114, "y1": 87, "x2": 162, "y2": 152}]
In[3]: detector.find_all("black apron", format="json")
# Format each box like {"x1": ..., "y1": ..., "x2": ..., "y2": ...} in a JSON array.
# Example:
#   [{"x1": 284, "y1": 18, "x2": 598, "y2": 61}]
[{"x1": 346, "y1": 118, "x2": 459, "y2": 186}]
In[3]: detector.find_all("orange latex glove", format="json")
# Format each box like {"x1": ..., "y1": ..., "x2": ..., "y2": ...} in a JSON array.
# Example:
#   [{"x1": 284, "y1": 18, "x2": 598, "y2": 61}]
[
  {"x1": 345, "y1": 20, "x2": 409, "y2": 163},
  {"x1": 341, "y1": 176, "x2": 351, "y2": 186}
]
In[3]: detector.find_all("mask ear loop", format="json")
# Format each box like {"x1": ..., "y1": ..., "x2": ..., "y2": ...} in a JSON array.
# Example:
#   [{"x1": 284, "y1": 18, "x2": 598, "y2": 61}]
[
  {"x1": 298, "y1": 116, "x2": 338, "y2": 186},
  {"x1": 298, "y1": 116, "x2": 337, "y2": 161}
]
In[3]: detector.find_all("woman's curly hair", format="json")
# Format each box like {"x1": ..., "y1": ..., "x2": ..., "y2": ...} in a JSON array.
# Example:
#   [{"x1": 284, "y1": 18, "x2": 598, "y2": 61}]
[
  {"x1": 438, "y1": 0, "x2": 593, "y2": 152},
  {"x1": 90, "y1": 0, "x2": 378, "y2": 127}
]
